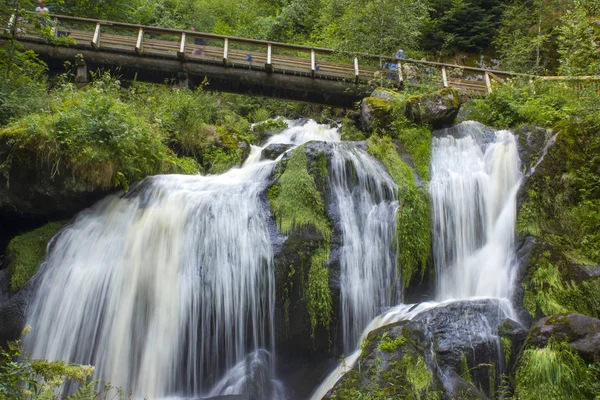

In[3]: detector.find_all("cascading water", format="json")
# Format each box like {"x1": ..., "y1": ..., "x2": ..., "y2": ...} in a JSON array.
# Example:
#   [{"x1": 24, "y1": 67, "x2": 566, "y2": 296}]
[
  {"x1": 311, "y1": 122, "x2": 522, "y2": 399},
  {"x1": 330, "y1": 143, "x2": 400, "y2": 352},
  {"x1": 430, "y1": 125, "x2": 521, "y2": 300},
  {"x1": 24, "y1": 119, "x2": 340, "y2": 399}
]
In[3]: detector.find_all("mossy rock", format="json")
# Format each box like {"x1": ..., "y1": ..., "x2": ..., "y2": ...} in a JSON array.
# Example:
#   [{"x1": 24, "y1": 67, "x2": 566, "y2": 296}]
[
  {"x1": 269, "y1": 143, "x2": 335, "y2": 359},
  {"x1": 360, "y1": 96, "x2": 394, "y2": 132},
  {"x1": 405, "y1": 88, "x2": 462, "y2": 128},
  {"x1": 6, "y1": 221, "x2": 66, "y2": 293},
  {"x1": 325, "y1": 300, "x2": 520, "y2": 399}
]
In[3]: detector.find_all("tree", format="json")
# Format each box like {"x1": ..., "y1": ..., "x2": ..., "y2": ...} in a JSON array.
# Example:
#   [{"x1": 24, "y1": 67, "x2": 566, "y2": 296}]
[
  {"x1": 420, "y1": 0, "x2": 504, "y2": 55},
  {"x1": 557, "y1": 4, "x2": 600, "y2": 75},
  {"x1": 316, "y1": 0, "x2": 429, "y2": 56}
]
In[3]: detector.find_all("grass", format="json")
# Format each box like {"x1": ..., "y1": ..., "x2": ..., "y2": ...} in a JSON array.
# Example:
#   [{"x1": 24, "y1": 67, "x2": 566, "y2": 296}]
[
  {"x1": 7, "y1": 222, "x2": 65, "y2": 293},
  {"x1": 515, "y1": 341, "x2": 597, "y2": 400}
]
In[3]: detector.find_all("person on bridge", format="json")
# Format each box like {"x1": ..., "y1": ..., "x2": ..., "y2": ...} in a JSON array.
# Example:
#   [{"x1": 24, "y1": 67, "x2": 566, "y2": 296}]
[{"x1": 35, "y1": 0, "x2": 49, "y2": 14}]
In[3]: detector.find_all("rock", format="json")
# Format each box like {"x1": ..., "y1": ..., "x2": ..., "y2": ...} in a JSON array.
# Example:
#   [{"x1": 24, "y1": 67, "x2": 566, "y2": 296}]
[
  {"x1": 260, "y1": 143, "x2": 293, "y2": 161},
  {"x1": 237, "y1": 141, "x2": 251, "y2": 164},
  {"x1": 405, "y1": 88, "x2": 462, "y2": 128},
  {"x1": 370, "y1": 87, "x2": 401, "y2": 102},
  {"x1": 360, "y1": 96, "x2": 394, "y2": 132},
  {"x1": 324, "y1": 299, "x2": 526, "y2": 399},
  {"x1": 527, "y1": 313, "x2": 600, "y2": 362},
  {"x1": 0, "y1": 138, "x2": 111, "y2": 218},
  {"x1": 0, "y1": 281, "x2": 32, "y2": 346}
]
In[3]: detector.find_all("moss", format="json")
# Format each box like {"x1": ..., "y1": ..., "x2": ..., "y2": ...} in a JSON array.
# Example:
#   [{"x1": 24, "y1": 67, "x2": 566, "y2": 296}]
[
  {"x1": 7, "y1": 222, "x2": 66, "y2": 293},
  {"x1": 306, "y1": 247, "x2": 333, "y2": 337},
  {"x1": 269, "y1": 145, "x2": 330, "y2": 240},
  {"x1": 366, "y1": 135, "x2": 431, "y2": 289},
  {"x1": 515, "y1": 341, "x2": 596, "y2": 400},
  {"x1": 365, "y1": 96, "x2": 393, "y2": 111},
  {"x1": 500, "y1": 337, "x2": 512, "y2": 367},
  {"x1": 522, "y1": 249, "x2": 600, "y2": 318},
  {"x1": 377, "y1": 332, "x2": 407, "y2": 352}
]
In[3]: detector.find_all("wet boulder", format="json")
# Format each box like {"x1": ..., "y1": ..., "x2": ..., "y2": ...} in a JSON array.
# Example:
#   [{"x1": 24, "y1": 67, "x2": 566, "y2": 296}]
[
  {"x1": 405, "y1": 88, "x2": 462, "y2": 128},
  {"x1": 261, "y1": 143, "x2": 293, "y2": 160},
  {"x1": 324, "y1": 299, "x2": 526, "y2": 399},
  {"x1": 527, "y1": 314, "x2": 600, "y2": 363}
]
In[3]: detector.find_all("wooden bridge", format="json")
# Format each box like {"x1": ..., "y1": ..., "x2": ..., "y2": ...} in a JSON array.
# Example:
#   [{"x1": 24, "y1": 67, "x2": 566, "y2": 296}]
[{"x1": 3, "y1": 13, "x2": 598, "y2": 106}]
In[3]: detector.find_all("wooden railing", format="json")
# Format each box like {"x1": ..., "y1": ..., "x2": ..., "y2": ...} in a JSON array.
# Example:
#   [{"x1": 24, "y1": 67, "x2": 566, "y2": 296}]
[{"x1": 4, "y1": 12, "x2": 599, "y2": 95}]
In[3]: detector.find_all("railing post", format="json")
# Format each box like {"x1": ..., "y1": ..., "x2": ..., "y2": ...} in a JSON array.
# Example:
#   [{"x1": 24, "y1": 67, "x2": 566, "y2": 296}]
[
  {"x1": 91, "y1": 22, "x2": 101, "y2": 49},
  {"x1": 397, "y1": 61, "x2": 403, "y2": 83},
  {"x1": 265, "y1": 43, "x2": 273, "y2": 72},
  {"x1": 50, "y1": 17, "x2": 58, "y2": 37},
  {"x1": 311, "y1": 49, "x2": 316, "y2": 76},
  {"x1": 441, "y1": 66, "x2": 449, "y2": 88},
  {"x1": 223, "y1": 38, "x2": 229, "y2": 65},
  {"x1": 485, "y1": 71, "x2": 493, "y2": 93},
  {"x1": 178, "y1": 32, "x2": 186, "y2": 59},
  {"x1": 135, "y1": 28, "x2": 144, "y2": 55},
  {"x1": 354, "y1": 57, "x2": 359, "y2": 83}
]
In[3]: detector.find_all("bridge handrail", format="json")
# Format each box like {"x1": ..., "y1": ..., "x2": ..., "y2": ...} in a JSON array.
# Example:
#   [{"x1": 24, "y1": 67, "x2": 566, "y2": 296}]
[{"x1": 24, "y1": 12, "x2": 542, "y2": 78}]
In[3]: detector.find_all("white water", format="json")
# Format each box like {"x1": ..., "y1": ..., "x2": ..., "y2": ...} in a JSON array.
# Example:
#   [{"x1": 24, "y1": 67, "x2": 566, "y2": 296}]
[
  {"x1": 330, "y1": 143, "x2": 400, "y2": 352},
  {"x1": 431, "y1": 128, "x2": 521, "y2": 300},
  {"x1": 24, "y1": 120, "x2": 340, "y2": 399}
]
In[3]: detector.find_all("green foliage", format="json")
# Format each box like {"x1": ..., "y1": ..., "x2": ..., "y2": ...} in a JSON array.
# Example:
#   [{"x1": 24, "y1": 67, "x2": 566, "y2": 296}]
[
  {"x1": 556, "y1": 5, "x2": 600, "y2": 76},
  {"x1": 252, "y1": 118, "x2": 288, "y2": 138},
  {"x1": 422, "y1": 0, "x2": 505, "y2": 55},
  {"x1": 367, "y1": 135, "x2": 431, "y2": 289},
  {"x1": 0, "y1": 330, "x2": 95, "y2": 400},
  {"x1": 307, "y1": 247, "x2": 333, "y2": 338},
  {"x1": 1, "y1": 74, "x2": 200, "y2": 190},
  {"x1": 523, "y1": 250, "x2": 600, "y2": 319},
  {"x1": 7, "y1": 222, "x2": 65, "y2": 293},
  {"x1": 268, "y1": 145, "x2": 330, "y2": 240},
  {"x1": 314, "y1": 0, "x2": 428, "y2": 55},
  {"x1": 515, "y1": 341, "x2": 598, "y2": 400},
  {"x1": 0, "y1": 40, "x2": 48, "y2": 126}
]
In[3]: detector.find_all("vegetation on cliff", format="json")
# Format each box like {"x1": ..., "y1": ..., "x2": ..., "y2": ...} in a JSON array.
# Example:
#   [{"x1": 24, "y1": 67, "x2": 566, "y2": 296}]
[
  {"x1": 268, "y1": 145, "x2": 333, "y2": 337},
  {"x1": 6, "y1": 221, "x2": 65, "y2": 293}
]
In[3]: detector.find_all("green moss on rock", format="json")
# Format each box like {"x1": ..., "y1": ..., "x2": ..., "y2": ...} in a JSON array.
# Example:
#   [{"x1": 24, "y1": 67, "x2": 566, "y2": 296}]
[
  {"x1": 269, "y1": 145, "x2": 330, "y2": 240},
  {"x1": 7, "y1": 221, "x2": 65, "y2": 293}
]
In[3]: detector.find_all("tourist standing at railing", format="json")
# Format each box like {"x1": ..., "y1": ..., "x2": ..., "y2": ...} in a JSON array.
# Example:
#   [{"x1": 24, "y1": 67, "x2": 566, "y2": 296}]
[{"x1": 35, "y1": 0, "x2": 49, "y2": 14}]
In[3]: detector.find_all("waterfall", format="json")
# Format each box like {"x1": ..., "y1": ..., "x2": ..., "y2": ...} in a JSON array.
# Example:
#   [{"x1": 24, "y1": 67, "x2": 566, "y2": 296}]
[
  {"x1": 330, "y1": 143, "x2": 400, "y2": 352},
  {"x1": 311, "y1": 122, "x2": 522, "y2": 399},
  {"x1": 24, "y1": 119, "x2": 340, "y2": 399},
  {"x1": 430, "y1": 125, "x2": 521, "y2": 300}
]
